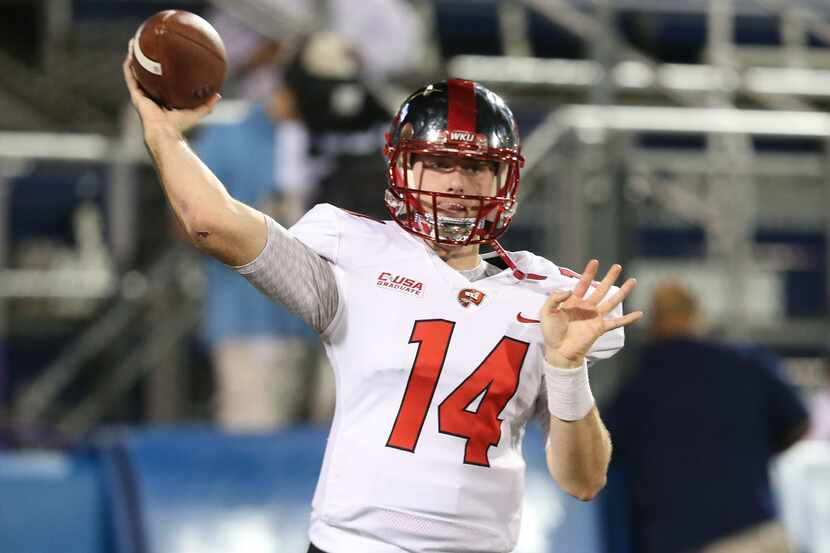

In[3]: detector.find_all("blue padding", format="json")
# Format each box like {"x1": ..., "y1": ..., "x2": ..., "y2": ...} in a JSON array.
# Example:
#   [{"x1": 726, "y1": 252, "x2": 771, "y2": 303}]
[
  {"x1": 97, "y1": 425, "x2": 327, "y2": 553},
  {"x1": 0, "y1": 451, "x2": 107, "y2": 553},
  {"x1": 521, "y1": 424, "x2": 605, "y2": 553},
  {"x1": 94, "y1": 424, "x2": 621, "y2": 553}
]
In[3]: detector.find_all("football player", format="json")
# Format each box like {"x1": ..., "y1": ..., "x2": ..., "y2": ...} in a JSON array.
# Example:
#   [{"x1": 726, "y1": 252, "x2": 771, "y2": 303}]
[{"x1": 124, "y1": 50, "x2": 643, "y2": 553}]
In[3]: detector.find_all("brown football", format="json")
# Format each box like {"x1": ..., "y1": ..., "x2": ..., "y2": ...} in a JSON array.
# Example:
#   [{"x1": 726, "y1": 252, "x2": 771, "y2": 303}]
[{"x1": 129, "y1": 10, "x2": 227, "y2": 109}]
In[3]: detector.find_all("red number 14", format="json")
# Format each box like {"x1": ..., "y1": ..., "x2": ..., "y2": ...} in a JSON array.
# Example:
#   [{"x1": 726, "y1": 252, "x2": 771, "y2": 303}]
[{"x1": 386, "y1": 319, "x2": 530, "y2": 467}]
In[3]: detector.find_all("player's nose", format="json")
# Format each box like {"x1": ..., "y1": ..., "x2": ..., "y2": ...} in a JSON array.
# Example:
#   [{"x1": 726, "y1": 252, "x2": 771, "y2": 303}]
[{"x1": 445, "y1": 168, "x2": 468, "y2": 194}]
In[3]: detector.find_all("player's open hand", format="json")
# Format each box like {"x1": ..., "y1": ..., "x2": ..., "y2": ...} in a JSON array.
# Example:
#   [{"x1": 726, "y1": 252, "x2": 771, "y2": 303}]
[
  {"x1": 123, "y1": 41, "x2": 220, "y2": 138},
  {"x1": 541, "y1": 260, "x2": 642, "y2": 368}
]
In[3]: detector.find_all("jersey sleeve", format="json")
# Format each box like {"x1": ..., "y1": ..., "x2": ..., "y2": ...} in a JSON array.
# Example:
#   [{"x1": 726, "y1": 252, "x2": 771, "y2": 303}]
[
  {"x1": 235, "y1": 213, "x2": 341, "y2": 334},
  {"x1": 289, "y1": 203, "x2": 343, "y2": 263},
  {"x1": 290, "y1": 203, "x2": 394, "y2": 271}
]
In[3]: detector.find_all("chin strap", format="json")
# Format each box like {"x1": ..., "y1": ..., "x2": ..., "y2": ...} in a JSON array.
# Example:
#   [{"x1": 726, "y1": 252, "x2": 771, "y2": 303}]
[
  {"x1": 491, "y1": 240, "x2": 548, "y2": 282},
  {"x1": 491, "y1": 240, "x2": 526, "y2": 280}
]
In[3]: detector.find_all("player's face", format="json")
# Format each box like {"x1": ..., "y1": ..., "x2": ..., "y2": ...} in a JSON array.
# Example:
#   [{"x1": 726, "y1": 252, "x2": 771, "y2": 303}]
[{"x1": 408, "y1": 154, "x2": 499, "y2": 217}]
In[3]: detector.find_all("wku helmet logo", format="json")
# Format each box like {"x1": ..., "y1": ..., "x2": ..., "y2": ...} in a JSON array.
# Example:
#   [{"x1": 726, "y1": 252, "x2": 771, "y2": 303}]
[
  {"x1": 449, "y1": 130, "x2": 477, "y2": 142},
  {"x1": 457, "y1": 288, "x2": 486, "y2": 307}
]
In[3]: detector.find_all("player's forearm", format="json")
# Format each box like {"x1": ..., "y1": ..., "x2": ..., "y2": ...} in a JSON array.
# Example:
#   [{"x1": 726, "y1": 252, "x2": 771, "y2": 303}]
[
  {"x1": 546, "y1": 407, "x2": 611, "y2": 501},
  {"x1": 145, "y1": 126, "x2": 229, "y2": 234},
  {"x1": 144, "y1": 126, "x2": 265, "y2": 263}
]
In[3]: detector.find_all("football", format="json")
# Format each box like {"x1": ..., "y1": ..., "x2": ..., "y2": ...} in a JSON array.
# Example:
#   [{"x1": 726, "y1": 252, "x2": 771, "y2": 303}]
[{"x1": 129, "y1": 10, "x2": 227, "y2": 109}]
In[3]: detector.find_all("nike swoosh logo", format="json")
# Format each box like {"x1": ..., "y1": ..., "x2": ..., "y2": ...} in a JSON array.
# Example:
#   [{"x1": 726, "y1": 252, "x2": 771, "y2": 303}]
[{"x1": 516, "y1": 313, "x2": 541, "y2": 324}]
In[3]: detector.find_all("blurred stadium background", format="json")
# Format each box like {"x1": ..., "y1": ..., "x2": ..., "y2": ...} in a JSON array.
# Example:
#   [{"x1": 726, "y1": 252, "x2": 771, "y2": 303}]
[{"x1": 1, "y1": 0, "x2": 830, "y2": 552}]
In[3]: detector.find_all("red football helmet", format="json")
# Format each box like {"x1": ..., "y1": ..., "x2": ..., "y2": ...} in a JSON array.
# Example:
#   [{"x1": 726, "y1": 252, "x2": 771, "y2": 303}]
[{"x1": 383, "y1": 79, "x2": 525, "y2": 247}]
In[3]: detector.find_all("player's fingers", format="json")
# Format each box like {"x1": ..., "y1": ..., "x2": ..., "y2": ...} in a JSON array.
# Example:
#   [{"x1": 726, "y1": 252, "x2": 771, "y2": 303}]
[
  {"x1": 180, "y1": 93, "x2": 221, "y2": 127},
  {"x1": 200, "y1": 93, "x2": 222, "y2": 115},
  {"x1": 603, "y1": 310, "x2": 644, "y2": 331},
  {"x1": 598, "y1": 278, "x2": 637, "y2": 315},
  {"x1": 588, "y1": 263, "x2": 621, "y2": 305},
  {"x1": 122, "y1": 46, "x2": 135, "y2": 86},
  {"x1": 572, "y1": 259, "x2": 598, "y2": 298},
  {"x1": 543, "y1": 290, "x2": 572, "y2": 312},
  {"x1": 123, "y1": 41, "x2": 143, "y2": 100}
]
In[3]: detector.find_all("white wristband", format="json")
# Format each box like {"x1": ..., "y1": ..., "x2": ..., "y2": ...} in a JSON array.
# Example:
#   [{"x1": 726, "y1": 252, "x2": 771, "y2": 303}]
[{"x1": 543, "y1": 358, "x2": 595, "y2": 421}]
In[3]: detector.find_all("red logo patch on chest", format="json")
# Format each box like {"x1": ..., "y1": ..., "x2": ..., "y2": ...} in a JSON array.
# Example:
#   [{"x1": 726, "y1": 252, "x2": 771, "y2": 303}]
[
  {"x1": 457, "y1": 288, "x2": 486, "y2": 307},
  {"x1": 376, "y1": 272, "x2": 424, "y2": 297}
]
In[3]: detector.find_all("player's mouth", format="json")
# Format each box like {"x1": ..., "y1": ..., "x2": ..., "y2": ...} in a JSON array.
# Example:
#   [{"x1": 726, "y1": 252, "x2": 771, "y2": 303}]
[{"x1": 437, "y1": 202, "x2": 470, "y2": 217}]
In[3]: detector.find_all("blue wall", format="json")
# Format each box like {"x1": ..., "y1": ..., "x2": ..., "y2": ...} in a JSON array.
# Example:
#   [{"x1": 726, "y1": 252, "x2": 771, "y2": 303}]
[{"x1": 0, "y1": 424, "x2": 610, "y2": 553}]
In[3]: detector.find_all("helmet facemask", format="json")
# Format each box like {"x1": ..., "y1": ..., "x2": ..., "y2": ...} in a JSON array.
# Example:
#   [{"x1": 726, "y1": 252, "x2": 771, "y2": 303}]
[
  {"x1": 385, "y1": 141, "x2": 521, "y2": 246},
  {"x1": 383, "y1": 79, "x2": 525, "y2": 250}
]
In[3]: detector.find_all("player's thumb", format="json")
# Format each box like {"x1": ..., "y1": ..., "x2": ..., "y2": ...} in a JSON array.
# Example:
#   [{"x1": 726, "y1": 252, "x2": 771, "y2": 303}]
[{"x1": 178, "y1": 94, "x2": 220, "y2": 132}]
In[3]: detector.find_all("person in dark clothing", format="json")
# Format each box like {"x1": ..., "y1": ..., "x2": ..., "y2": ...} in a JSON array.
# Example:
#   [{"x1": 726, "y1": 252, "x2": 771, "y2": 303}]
[
  {"x1": 606, "y1": 281, "x2": 809, "y2": 553},
  {"x1": 281, "y1": 32, "x2": 391, "y2": 219}
]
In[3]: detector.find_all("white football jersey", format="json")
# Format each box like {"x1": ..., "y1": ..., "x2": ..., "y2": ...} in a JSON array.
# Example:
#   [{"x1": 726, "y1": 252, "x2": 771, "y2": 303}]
[{"x1": 290, "y1": 204, "x2": 624, "y2": 553}]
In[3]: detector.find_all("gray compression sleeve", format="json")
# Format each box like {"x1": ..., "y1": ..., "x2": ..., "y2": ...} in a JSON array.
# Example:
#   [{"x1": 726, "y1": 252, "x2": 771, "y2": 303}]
[{"x1": 235, "y1": 215, "x2": 339, "y2": 334}]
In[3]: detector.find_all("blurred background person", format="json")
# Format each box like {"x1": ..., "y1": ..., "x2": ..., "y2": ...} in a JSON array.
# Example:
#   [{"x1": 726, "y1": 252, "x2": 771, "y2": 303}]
[
  {"x1": 193, "y1": 77, "x2": 319, "y2": 431},
  {"x1": 194, "y1": 4, "x2": 414, "y2": 428},
  {"x1": 606, "y1": 281, "x2": 809, "y2": 553},
  {"x1": 773, "y1": 354, "x2": 830, "y2": 553},
  {"x1": 807, "y1": 359, "x2": 830, "y2": 441},
  {"x1": 280, "y1": 31, "x2": 392, "y2": 218},
  {"x1": 207, "y1": 1, "x2": 416, "y2": 220},
  {"x1": 204, "y1": 7, "x2": 284, "y2": 103},
  {"x1": 327, "y1": 0, "x2": 422, "y2": 81}
]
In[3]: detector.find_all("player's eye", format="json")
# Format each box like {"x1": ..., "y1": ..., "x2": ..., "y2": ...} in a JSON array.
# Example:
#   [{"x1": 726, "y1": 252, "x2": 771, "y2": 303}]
[
  {"x1": 423, "y1": 157, "x2": 456, "y2": 171},
  {"x1": 416, "y1": 155, "x2": 495, "y2": 176},
  {"x1": 461, "y1": 161, "x2": 494, "y2": 176}
]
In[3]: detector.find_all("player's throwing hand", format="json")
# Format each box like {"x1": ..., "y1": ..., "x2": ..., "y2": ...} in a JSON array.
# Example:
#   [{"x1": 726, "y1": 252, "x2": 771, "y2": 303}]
[
  {"x1": 542, "y1": 260, "x2": 643, "y2": 368},
  {"x1": 122, "y1": 41, "x2": 220, "y2": 138}
]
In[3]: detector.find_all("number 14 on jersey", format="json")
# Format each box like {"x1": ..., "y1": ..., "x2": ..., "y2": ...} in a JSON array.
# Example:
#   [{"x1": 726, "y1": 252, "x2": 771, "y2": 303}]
[{"x1": 385, "y1": 319, "x2": 530, "y2": 467}]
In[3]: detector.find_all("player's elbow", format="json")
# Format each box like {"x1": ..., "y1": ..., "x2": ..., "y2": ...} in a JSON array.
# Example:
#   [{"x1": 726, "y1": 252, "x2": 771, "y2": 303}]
[
  {"x1": 179, "y1": 216, "x2": 237, "y2": 266},
  {"x1": 547, "y1": 452, "x2": 608, "y2": 501},
  {"x1": 182, "y1": 203, "x2": 237, "y2": 250},
  {"x1": 552, "y1": 469, "x2": 607, "y2": 501},
  {"x1": 176, "y1": 191, "x2": 239, "y2": 241},
  {"x1": 182, "y1": 215, "x2": 219, "y2": 248},
  {"x1": 564, "y1": 476, "x2": 607, "y2": 502}
]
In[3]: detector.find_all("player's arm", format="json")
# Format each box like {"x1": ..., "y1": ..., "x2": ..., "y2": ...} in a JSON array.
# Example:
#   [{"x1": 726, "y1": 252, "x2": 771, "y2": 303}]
[
  {"x1": 540, "y1": 260, "x2": 642, "y2": 500},
  {"x1": 545, "y1": 407, "x2": 611, "y2": 501},
  {"x1": 122, "y1": 48, "x2": 339, "y2": 333},
  {"x1": 122, "y1": 47, "x2": 263, "y2": 266}
]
